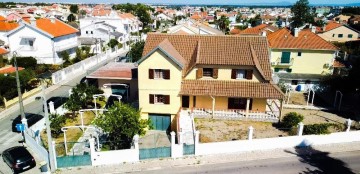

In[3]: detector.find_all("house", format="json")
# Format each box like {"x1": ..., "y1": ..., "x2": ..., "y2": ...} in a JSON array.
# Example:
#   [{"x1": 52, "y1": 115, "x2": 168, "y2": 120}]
[
  {"x1": 349, "y1": 15, "x2": 360, "y2": 25},
  {"x1": 86, "y1": 62, "x2": 138, "y2": 103},
  {"x1": 137, "y1": 33, "x2": 284, "y2": 131},
  {"x1": 317, "y1": 21, "x2": 360, "y2": 42},
  {"x1": 231, "y1": 24, "x2": 278, "y2": 36},
  {"x1": 6, "y1": 17, "x2": 79, "y2": 64},
  {"x1": 167, "y1": 20, "x2": 224, "y2": 35},
  {"x1": 268, "y1": 28, "x2": 338, "y2": 91},
  {"x1": 0, "y1": 21, "x2": 19, "y2": 45}
]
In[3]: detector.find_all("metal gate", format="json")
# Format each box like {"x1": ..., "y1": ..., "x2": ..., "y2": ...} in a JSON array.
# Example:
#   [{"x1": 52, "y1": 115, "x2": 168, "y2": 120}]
[
  {"x1": 182, "y1": 132, "x2": 195, "y2": 155},
  {"x1": 149, "y1": 114, "x2": 171, "y2": 131},
  {"x1": 55, "y1": 142, "x2": 92, "y2": 168},
  {"x1": 139, "y1": 131, "x2": 171, "y2": 160},
  {"x1": 183, "y1": 144, "x2": 195, "y2": 155}
]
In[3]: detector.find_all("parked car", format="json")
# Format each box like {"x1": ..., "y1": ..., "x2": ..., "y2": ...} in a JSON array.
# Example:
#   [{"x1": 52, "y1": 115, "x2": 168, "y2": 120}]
[
  {"x1": 43, "y1": 97, "x2": 68, "y2": 113},
  {"x1": 12, "y1": 113, "x2": 43, "y2": 132},
  {"x1": 2, "y1": 146, "x2": 36, "y2": 173}
]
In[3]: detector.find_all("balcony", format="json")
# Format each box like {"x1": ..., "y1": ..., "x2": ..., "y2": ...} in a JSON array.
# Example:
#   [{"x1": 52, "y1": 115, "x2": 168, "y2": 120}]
[
  {"x1": 272, "y1": 57, "x2": 294, "y2": 66},
  {"x1": 54, "y1": 41, "x2": 80, "y2": 52}
]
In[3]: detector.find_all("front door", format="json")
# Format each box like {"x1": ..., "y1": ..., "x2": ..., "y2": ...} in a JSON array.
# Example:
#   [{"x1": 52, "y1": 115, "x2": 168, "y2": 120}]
[
  {"x1": 228, "y1": 98, "x2": 248, "y2": 110},
  {"x1": 149, "y1": 114, "x2": 171, "y2": 131},
  {"x1": 182, "y1": 96, "x2": 190, "y2": 108}
]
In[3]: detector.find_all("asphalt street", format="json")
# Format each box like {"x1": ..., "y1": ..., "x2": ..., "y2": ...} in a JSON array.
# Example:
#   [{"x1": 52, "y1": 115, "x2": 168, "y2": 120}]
[
  {"x1": 0, "y1": 51, "x2": 127, "y2": 174},
  {"x1": 139, "y1": 150, "x2": 360, "y2": 174}
]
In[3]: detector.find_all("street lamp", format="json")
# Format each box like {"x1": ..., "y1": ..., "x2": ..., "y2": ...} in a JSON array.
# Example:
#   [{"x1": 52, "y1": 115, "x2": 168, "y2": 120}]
[{"x1": 11, "y1": 51, "x2": 27, "y2": 141}]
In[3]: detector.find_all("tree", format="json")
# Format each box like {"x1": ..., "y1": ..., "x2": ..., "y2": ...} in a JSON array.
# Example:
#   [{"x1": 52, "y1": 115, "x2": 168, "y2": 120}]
[
  {"x1": 135, "y1": 5, "x2": 152, "y2": 27},
  {"x1": 60, "y1": 51, "x2": 70, "y2": 63},
  {"x1": 291, "y1": 0, "x2": 312, "y2": 28},
  {"x1": 107, "y1": 39, "x2": 119, "y2": 49},
  {"x1": 249, "y1": 14, "x2": 262, "y2": 27},
  {"x1": 93, "y1": 102, "x2": 150, "y2": 149},
  {"x1": 70, "y1": 4, "x2": 79, "y2": 14},
  {"x1": 127, "y1": 40, "x2": 145, "y2": 62},
  {"x1": 79, "y1": 9, "x2": 87, "y2": 16},
  {"x1": 67, "y1": 14, "x2": 76, "y2": 22},
  {"x1": 235, "y1": 13, "x2": 242, "y2": 23},
  {"x1": 49, "y1": 113, "x2": 66, "y2": 138},
  {"x1": 64, "y1": 83, "x2": 103, "y2": 117},
  {"x1": 217, "y1": 15, "x2": 231, "y2": 34}
]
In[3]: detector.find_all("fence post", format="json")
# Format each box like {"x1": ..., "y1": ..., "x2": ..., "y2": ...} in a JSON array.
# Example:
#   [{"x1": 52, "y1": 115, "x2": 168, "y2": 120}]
[
  {"x1": 178, "y1": 131, "x2": 183, "y2": 144},
  {"x1": 346, "y1": 119, "x2": 352, "y2": 132},
  {"x1": 170, "y1": 131, "x2": 176, "y2": 158},
  {"x1": 51, "y1": 141, "x2": 57, "y2": 169},
  {"x1": 89, "y1": 138, "x2": 95, "y2": 166},
  {"x1": 194, "y1": 131, "x2": 200, "y2": 155},
  {"x1": 248, "y1": 126, "x2": 254, "y2": 140},
  {"x1": 297, "y1": 122, "x2": 304, "y2": 136},
  {"x1": 133, "y1": 134, "x2": 139, "y2": 150},
  {"x1": 49, "y1": 101, "x2": 55, "y2": 114}
]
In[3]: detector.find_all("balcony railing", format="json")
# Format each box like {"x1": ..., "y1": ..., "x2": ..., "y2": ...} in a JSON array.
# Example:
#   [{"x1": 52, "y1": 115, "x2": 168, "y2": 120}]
[
  {"x1": 187, "y1": 108, "x2": 279, "y2": 122},
  {"x1": 272, "y1": 57, "x2": 294, "y2": 66}
]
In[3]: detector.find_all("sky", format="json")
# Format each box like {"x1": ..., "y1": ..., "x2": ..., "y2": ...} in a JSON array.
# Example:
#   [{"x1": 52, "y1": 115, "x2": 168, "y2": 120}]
[{"x1": 2, "y1": 0, "x2": 360, "y2": 5}]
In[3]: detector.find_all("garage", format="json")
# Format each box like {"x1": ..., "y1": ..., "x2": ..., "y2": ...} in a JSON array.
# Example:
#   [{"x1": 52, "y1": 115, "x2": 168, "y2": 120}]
[{"x1": 148, "y1": 114, "x2": 171, "y2": 131}]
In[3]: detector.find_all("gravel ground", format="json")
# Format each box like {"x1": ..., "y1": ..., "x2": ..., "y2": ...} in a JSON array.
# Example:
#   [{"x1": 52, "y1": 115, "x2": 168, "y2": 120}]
[{"x1": 57, "y1": 141, "x2": 360, "y2": 174}]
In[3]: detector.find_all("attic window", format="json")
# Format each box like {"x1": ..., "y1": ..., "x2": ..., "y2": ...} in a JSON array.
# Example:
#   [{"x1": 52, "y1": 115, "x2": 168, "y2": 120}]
[
  {"x1": 203, "y1": 68, "x2": 213, "y2": 77},
  {"x1": 348, "y1": 34, "x2": 353, "y2": 38}
]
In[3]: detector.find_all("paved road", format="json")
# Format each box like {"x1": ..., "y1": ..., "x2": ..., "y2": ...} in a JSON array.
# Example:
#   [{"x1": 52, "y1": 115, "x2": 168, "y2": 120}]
[
  {"x1": 140, "y1": 150, "x2": 360, "y2": 174},
  {"x1": 0, "y1": 51, "x2": 127, "y2": 173}
]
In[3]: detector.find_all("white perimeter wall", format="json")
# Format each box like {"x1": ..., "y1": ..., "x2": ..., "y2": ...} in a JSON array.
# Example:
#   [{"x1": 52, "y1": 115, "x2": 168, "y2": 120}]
[
  {"x1": 196, "y1": 131, "x2": 360, "y2": 156},
  {"x1": 91, "y1": 149, "x2": 139, "y2": 166}
]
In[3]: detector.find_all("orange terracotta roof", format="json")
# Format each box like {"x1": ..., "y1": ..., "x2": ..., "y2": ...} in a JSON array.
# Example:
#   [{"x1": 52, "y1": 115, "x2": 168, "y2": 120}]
[
  {"x1": 324, "y1": 21, "x2": 342, "y2": 31},
  {"x1": 333, "y1": 60, "x2": 345, "y2": 68},
  {"x1": 87, "y1": 62, "x2": 136, "y2": 79},
  {"x1": 180, "y1": 80, "x2": 284, "y2": 99},
  {"x1": 0, "y1": 48, "x2": 8, "y2": 55},
  {"x1": 143, "y1": 33, "x2": 273, "y2": 80},
  {"x1": 0, "y1": 21, "x2": 19, "y2": 31},
  {"x1": 92, "y1": 9, "x2": 111, "y2": 16},
  {"x1": 36, "y1": 18, "x2": 78, "y2": 37},
  {"x1": 230, "y1": 28, "x2": 241, "y2": 35},
  {"x1": 0, "y1": 15, "x2": 6, "y2": 21},
  {"x1": 174, "y1": 29, "x2": 189, "y2": 35},
  {"x1": 267, "y1": 28, "x2": 338, "y2": 50},
  {"x1": 0, "y1": 66, "x2": 24, "y2": 74},
  {"x1": 239, "y1": 24, "x2": 268, "y2": 35},
  {"x1": 190, "y1": 15, "x2": 202, "y2": 20}
]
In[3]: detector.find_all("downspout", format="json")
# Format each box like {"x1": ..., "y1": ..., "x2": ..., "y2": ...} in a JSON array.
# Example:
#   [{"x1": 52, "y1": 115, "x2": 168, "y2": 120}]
[{"x1": 210, "y1": 96, "x2": 215, "y2": 118}]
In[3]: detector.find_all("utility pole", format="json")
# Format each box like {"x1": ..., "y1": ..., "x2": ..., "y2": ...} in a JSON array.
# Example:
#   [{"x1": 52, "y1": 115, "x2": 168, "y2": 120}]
[
  {"x1": 41, "y1": 82, "x2": 55, "y2": 172},
  {"x1": 13, "y1": 51, "x2": 27, "y2": 139}
]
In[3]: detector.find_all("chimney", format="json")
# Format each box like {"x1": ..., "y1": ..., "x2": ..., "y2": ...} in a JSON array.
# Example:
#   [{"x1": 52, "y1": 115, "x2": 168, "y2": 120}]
[
  {"x1": 248, "y1": 24, "x2": 251, "y2": 28},
  {"x1": 50, "y1": 16, "x2": 55, "y2": 23},
  {"x1": 30, "y1": 17, "x2": 36, "y2": 26},
  {"x1": 261, "y1": 31, "x2": 266, "y2": 36},
  {"x1": 311, "y1": 26, "x2": 316, "y2": 33},
  {"x1": 294, "y1": 28, "x2": 299, "y2": 37}
]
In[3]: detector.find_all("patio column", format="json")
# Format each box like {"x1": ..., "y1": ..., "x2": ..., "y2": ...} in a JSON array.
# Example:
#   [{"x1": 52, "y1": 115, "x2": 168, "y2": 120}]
[
  {"x1": 245, "y1": 98, "x2": 250, "y2": 118},
  {"x1": 279, "y1": 99, "x2": 284, "y2": 122},
  {"x1": 210, "y1": 96, "x2": 215, "y2": 118}
]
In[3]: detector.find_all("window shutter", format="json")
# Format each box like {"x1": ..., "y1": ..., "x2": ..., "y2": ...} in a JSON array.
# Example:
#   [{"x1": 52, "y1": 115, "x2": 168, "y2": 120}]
[
  {"x1": 196, "y1": 68, "x2": 203, "y2": 79},
  {"x1": 246, "y1": 70, "x2": 253, "y2": 80},
  {"x1": 164, "y1": 70, "x2": 170, "y2": 79},
  {"x1": 213, "y1": 68, "x2": 218, "y2": 79},
  {"x1": 164, "y1": 95, "x2": 170, "y2": 104},
  {"x1": 149, "y1": 94, "x2": 154, "y2": 104},
  {"x1": 149, "y1": 69, "x2": 154, "y2": 79},
  {"x1": 231, "y1": 69, "x2": 236, "y2": 79}
]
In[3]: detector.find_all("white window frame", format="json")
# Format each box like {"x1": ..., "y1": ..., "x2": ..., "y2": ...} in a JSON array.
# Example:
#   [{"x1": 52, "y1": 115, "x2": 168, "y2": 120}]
[
  {"x1": 154, "y1": 69, "x2": 165, "y2": 79},
  {"x1": 236, "y1": 70, "x2": 246, "y2": 79},
  {"x1": 154, "y1": 95, "x2": 165, "y2": 104}
]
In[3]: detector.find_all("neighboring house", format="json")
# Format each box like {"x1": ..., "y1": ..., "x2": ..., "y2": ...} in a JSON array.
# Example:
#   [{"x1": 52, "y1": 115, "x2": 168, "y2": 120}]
[
  {"x1": 0, "y1": 21, "x2": 19, "y2": 46},
  {"x1": 6, "y1": 12, "x2": 30, "y2": 22},
  {"x1": 231, "y1": 24, "x2": 278, "y2": 36},
  {"x1": 167, "y1": 20, "x2": 224, "y2": 35},
  {"x1": 349, "y1": 15, "x2": 360, "y2": 25},
  {"x1": 317, "y1": 21, "x2": 360, "y2": 42},
  {"x1": 86, "y1": 62, "x2": 138, "y2": 103},
  {"x1": 137, "y1": 33, "x2": 284, "y2": 131},
  {"x1": 6, "y1": 17, "x2": 79, "y2": 64},
  {"x1": 156, "y1": 13, "x2": 173, "y2": 21},
  {"x1": 268, "y1": 28, "x2": 338, "y2": 91}
]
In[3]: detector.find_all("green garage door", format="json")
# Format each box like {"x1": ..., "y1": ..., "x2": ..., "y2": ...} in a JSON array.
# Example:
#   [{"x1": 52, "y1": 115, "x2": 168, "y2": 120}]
[{"x1": 149, "y1": 114, "x2": 171, "y2": 131}]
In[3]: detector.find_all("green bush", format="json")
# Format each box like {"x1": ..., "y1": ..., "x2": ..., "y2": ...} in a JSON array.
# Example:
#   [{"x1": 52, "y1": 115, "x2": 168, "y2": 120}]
[
  {"x1": 50, "y1": 113, "x2": 66, "y2": 138},
  {"x1": 10, "y1": 56, "x2": 37, "y2": 69},
  {"x1": 282, "y1": 112, "x2": 304, "y2": 128},
  {"x1": 303, "y1": 123, "x2": 344, "y2": 135}
]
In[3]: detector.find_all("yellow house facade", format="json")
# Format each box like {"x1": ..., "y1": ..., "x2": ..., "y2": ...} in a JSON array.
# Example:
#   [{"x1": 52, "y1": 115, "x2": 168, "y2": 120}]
[
  {"x1": 317, "y1": 24, "x2": 360, "y2": 42},
  {"x1": 138, "y1": 34, "x2": 284, "y2": 131}
]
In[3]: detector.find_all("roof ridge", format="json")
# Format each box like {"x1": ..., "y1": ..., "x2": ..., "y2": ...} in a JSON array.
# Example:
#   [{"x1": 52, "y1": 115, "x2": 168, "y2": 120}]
[{"x1": 249, "y1": 42, "x2": 268, "y2": 81}]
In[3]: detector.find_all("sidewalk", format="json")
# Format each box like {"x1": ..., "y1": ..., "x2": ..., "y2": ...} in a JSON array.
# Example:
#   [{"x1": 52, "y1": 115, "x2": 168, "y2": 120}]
[{"x1": 58, "y1": 141, "x2": 360, "y2": 174}]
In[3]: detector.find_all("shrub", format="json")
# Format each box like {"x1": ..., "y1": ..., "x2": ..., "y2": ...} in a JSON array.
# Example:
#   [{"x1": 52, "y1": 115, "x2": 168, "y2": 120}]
[
  {"x1": 10, "y1": 56, "x2": 37, "y2": 69},
  {"x1": 282, "y1": 112, "x2": 304, "y2": 128},
  {"x1": 50, "y1": 113, "x2": 66, "y2": 138},
  {"x1": 303, "y1": 123, "x2": 331, "y2": 135}
]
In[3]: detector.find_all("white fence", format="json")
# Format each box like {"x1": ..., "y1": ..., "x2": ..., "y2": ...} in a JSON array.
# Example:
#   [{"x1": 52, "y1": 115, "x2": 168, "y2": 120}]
[
  {"x1": 29, "y1": 117, "x2": 46, "y2": 134},
  {"x1": 195, "y1": 131, "x2": 360, "y2": 156},
  {"x1": 91, "y1": 149, "x2": 139, "y2": 166},
  {"x1": 24, "y1": 130, "x2": 49, "y2": 163}
]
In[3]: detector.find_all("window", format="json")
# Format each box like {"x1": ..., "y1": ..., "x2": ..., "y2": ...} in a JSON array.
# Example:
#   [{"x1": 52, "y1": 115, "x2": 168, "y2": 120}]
[
  {"x1": 274, "y1": 68, "x2": 280, "y2": 72},
  {"x1": 91, "y1": 31, "x2": 93, "y2": 34},
  {"x1": 228, "y1": 98, "x2": 249, "y2": 110},
  {"x1": 338, "y1": 34, "x2": 343, "y2": 38},
  {"x1": 281, "y1": 52, "x2": 291, "y2": 63},
  {"x1": 236, "y1": 70, "x2": 246, "y2": 79},
  {"x1": 203, "y1": 68, "x2": 213, "y2": 77},
  {"x1": 348, "y1": 34, "x2": 353, "y2": 38},
  {"x1": 86, "y1": 31, "x2": 88, "y2": 34},
  {"x1": 332, "y1": 34, "x2": 335, "y2": 37},
  {"x1": 286, "y1": 68, "x2": 292, "y2": 73},
  {"x1": 148, "y1": 69, "x2": 170, "y2": 79},
  {"x1": 28, "y1": 40, "x2": 34, "y2": 47},
  {"x1": 149, "y1": 94, "x2": 170, "y2": 104},
  {"x1": 291, "y1": 80, "x2": 298, "y2": 85},
  {"x1": 297, "y1": 52, "x2": 302, "y2": 57}
]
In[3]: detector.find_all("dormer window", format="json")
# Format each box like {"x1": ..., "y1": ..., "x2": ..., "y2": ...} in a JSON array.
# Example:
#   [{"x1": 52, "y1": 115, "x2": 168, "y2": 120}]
[
  {"x1": 203, "y1": 68, "x2": 213, "y2": 77},
  {"x1": 148, "y1": 69, "x2": 170, "y2": 80},
  {"x1": 231, "y1": 69, "x2": 253, "y2": 80}
]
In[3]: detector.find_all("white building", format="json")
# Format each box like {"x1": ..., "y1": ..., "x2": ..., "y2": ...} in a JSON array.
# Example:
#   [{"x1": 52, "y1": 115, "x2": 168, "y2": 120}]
[{"x1": 6, "y1": 17, "x2": 79, "y2": 64}]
